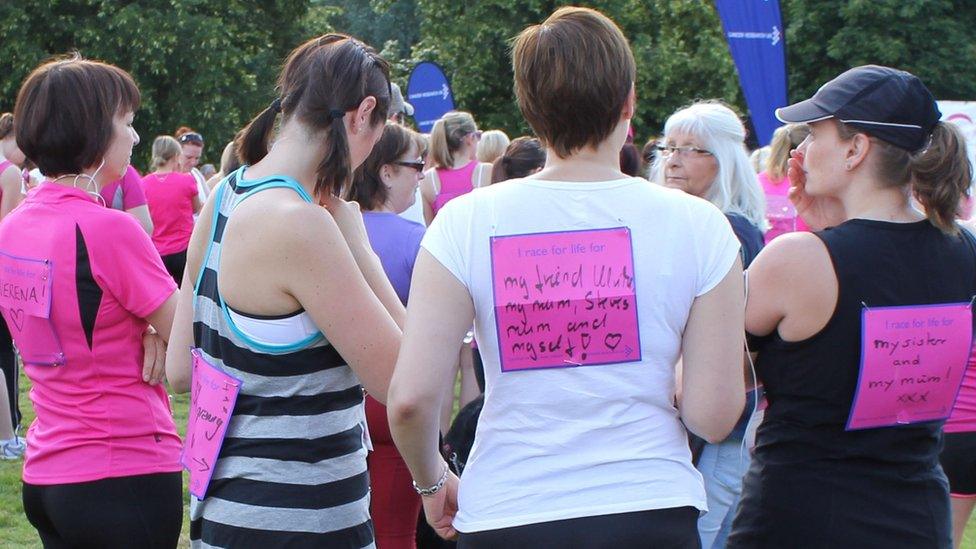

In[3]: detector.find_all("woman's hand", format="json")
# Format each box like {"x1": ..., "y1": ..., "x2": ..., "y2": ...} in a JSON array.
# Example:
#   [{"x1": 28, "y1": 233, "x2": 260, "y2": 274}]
[
  {"x1": 142, "y1": 328, "x2": 167, "y2": 385},
  {"x1": 320, "y1": 194, "x2": 370, "y2": 254},
  {"x1": 787, "y1": 149, "x2": 846, "y2": 231},
  {"x1": 422, "y1": 472, "x2": 460, "y2": 540}
]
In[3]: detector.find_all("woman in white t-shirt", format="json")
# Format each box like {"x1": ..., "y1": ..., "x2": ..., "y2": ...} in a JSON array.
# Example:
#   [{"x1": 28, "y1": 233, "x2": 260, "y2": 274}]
[{"x1": 388, "y1": 6, "x2": 746, "y2": 547}]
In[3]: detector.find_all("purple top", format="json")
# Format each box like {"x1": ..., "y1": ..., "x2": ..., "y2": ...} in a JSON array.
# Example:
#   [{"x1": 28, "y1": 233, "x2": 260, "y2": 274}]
[
  {"x1": 99, "y1": 165, "x2": 147, "y2": 211},
  {"x1": 362, "y1": 211, "x2": 425, "y2": 305}
]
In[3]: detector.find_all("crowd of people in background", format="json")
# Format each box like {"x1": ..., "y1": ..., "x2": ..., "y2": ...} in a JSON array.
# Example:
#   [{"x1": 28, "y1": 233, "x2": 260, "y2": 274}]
[{"x1": 0, "y1": 5, "x2": 975, "y2": 549}]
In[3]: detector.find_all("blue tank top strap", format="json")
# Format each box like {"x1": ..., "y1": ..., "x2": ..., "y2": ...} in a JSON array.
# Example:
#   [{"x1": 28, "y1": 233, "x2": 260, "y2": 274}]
[{"x1": 195, "y1": 167, "x2": 324, "y2": 351}]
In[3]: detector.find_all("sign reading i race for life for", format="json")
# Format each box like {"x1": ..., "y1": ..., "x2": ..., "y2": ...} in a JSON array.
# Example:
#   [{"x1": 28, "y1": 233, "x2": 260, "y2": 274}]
[
  {"x1": 490, "y1": 227, "x2": 641, "y2": 372},
  {"x1": 406, "y1": 61, "x2": 455, "y2": 133},
  {"x1": 846, "y1": 302, "x2": 973, "y2": 431},
  {"x1": 183, "y1": 349, "x2": 242, "y2": 500},
  {"x1": 0, "y1": 251, "x2": 52, "y2": 321}
]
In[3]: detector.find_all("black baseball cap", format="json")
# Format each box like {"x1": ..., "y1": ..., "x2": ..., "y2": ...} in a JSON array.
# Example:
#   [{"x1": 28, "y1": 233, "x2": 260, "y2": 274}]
[{"x1": 775, "y1": 65, "x2": 941, "y2": 152}]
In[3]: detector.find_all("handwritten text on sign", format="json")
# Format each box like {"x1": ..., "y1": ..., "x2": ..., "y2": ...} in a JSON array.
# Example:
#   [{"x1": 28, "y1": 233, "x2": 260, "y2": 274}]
[
  {"x1": 846, "y1": 303, "x2": 973, "y2": 430},
  {"x1": 490, "y1": 227, "x2": 641, "y2": 371},
  {"x1": 182, "y1": 350, "x2": 242, "y2": 499},
  {"x1": 0, "y1": 252, "x2": 52, "y2": 322}
]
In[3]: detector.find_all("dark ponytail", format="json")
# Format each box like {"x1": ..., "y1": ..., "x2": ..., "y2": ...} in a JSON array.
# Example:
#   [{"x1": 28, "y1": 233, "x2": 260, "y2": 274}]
[
  {"x1": 839, "y1": 120, "x2": 971, "y2": 235},
  {"x1": 490, "y1": 137, "x2": 546, "y2": 184},
  {"x1": 235, "y1": 33, "x2": 391, "y2": 198},
  {"x1": 911, "y1": 122, "x2": 971, "y2": 234},
  {"x1": 236, "y1": 106, "x2": 279, "y2": 166}
]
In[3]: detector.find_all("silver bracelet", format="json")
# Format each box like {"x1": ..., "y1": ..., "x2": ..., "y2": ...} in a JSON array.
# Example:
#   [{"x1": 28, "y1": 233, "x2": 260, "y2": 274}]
[{"x1": 412, "y1": 463, "x2": 449, "y2": 497}]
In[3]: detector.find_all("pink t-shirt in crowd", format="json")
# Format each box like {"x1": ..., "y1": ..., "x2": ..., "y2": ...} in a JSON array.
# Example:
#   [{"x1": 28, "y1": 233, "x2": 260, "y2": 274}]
[
  {"x1": 945, "y1": 350, "x2": 976, "y2": 434},
  {"x1": 759, "y1": 171, "x2": 809, "y2": 244},
  {"x1": 0, "y1": 183, "x2": 180, "y2": 485},
  {"x1": 142, "y1": 171, "x2": 198, "y2": 255},
  {"x1": 432, "y1": 160, "x2": 479, "y2": 215},
  {"x1": 99, "y1": 164, "x2": 147, "y2": 211}
]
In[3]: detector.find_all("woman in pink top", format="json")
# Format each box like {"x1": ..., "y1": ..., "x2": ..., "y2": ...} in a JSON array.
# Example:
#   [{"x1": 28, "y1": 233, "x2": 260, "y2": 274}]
[
  {"x1": 759, "y1": 123, "x2": 810, "y2": 243},
  {"x1": 8, "y1": 55, "x2": 182, "y2": 548},
  {"x1": 419, "y1": 111, "x2": 490, "y2": 429},
  {"x1": 143, "y1": 135, "x2": 202, "y2": 285},
  {"x1": 420, "y1": 111, "x2": 492, "y2": 225},
  {"x1": 0, "y1": 112, "x2": 26, "y2": 460}
]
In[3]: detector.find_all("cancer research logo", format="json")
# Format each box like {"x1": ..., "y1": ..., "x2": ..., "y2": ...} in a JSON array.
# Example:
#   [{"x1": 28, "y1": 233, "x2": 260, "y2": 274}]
[
  {"x1": 727, "y1": 25, "x2": 781, "y2": 46},
  {"x1": 408, "y1": 83, "x2": 451, "y2": 102}
]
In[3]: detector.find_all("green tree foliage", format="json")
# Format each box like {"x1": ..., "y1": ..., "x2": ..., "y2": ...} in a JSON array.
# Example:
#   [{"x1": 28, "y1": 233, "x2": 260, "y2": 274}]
[
  {"x1": 0, "y1": 0, "x2": 324, "y2": 171},
  {"x1": 782, "y1": 0, "x2": 976, "y2": 102},
  {"x1": 403, "y1": 0, "x2": 741, "y2": 142}
]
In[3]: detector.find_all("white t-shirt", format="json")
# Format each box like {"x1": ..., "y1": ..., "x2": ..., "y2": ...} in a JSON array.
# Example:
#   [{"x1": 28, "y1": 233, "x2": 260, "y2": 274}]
[
  {"x1": 399, "y1": 187, "x2": 426, "y2": 226},
  {"x1": 421, "y1": 177, "x2": 740, "y2": 532}
]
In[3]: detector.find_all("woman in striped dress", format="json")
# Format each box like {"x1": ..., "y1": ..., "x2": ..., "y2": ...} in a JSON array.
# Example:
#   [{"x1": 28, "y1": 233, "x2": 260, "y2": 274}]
[{"x1": 166, "y1": 34, "x2": 404, "y2": 548}]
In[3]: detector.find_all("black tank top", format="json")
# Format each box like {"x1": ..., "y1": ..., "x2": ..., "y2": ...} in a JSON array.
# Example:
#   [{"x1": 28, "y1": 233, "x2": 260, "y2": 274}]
[{"x1": 751, "y1": 219, "x2": 976, "y2": 469}]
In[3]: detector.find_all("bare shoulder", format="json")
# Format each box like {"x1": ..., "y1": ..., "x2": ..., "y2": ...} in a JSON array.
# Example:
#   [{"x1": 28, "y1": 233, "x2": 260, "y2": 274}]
[{"x1": 751, "y1": 231, "x2": 832, "y2": 283}]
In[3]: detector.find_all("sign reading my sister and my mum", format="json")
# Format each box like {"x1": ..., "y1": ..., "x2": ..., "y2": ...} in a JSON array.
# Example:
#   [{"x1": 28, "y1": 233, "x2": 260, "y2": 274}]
[
  {"x1": 490, "y1": 227, "x2": 642, "y2": 372},
  {"x1": 847, "y1": 302, "x2": 973, "y2": 430}
]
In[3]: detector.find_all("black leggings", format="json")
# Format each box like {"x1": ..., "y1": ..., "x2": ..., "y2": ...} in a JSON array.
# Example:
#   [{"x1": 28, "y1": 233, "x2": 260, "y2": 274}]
[
  {"x1": 0, "y1": 315, "x2": 20, "y2": 429},
  {"x1": 457, "y1": 506, "x2": 701, "y2": 549},
  {"x1": 160, "y1": 249, "x2": 188, "y2": 286},
  {"x1": 23, "y1": 472, "x2": 183, "y2": 549}
]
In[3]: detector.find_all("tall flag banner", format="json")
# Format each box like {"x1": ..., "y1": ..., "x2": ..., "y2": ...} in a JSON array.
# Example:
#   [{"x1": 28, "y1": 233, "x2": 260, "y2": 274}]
[
  {"x1": 407, "y1": 62, "x2": 456, "y2": 133},
  {"x1": 714, "y1": 0, "x2": 788, "y2": 146}
]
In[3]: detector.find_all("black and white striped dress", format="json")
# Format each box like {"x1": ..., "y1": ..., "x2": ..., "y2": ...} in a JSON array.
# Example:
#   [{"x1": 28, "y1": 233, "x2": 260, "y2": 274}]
[{"x1": 189, "y1": 170, "x2": 373, "y2": 548}]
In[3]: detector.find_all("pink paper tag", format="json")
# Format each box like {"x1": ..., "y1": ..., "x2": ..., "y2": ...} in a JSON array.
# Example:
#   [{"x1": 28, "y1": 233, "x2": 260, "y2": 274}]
[
  {"x1": 0, "y1": 251, "x2": 52, "y2": 320},
  {"x1": 846, "y1": 302, "x2": 973, "y2": 430},
  {"x1": 490, "y1": 227, "x2": 641, "y2": 372},
  {"x1": 182, "y1": 349, "x2": 242, "y2": 499}
]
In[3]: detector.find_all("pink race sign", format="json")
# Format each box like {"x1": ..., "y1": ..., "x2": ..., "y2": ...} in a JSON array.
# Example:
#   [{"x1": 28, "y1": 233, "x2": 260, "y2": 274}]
[
  {"x1": 0, "y1": 251, "x2": 52, "y2": 320},
  {"x1": 182, "y1": 349, "x2": 242, "y2": 499},
  {"x1": 846, "y1": 302, "x2": 973, "y2": 431},
  {"x1": 490, "y1": 227, "x2": 641, "y2": 372}
]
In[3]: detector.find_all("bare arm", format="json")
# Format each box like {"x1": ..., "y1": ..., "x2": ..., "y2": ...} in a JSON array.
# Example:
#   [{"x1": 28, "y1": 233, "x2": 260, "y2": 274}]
[
  {"x1": 285, "y1": 205, "x2": 402, "y2": 403},
  {"x1": 165, "y1": 190, "x2": 218, "y2": 393},
  {"x1": 0, "y1": 168, "x2": 23, "y2": 220},
  {"x1": 125, "y1": 205, "x2": 154, "y2": 235},
  {"x1": 388, "y1": 249, "x2": 472, "y2": 486},
  {"x1": 322, "y1": 195, "x2": 405, "y2": 328},
  {"x1": 680, "y1": 256, "x2": 746, "y2": 443},
  {"x1": 421, "y1": 170, "x2": 437, "y2": 226}
]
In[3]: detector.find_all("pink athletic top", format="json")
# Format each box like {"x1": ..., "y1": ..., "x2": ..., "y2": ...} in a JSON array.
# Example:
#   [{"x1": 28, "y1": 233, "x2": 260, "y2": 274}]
[
  {"x1": 0, "y1": 183, "x2": 181, "y2": 485},
  {"x1": 432, "y1": 160, "x2": 479, "y2": 215},
  {"x1": 142, "y1": 171, "x2": 198, "y2": 255},
  {"x1": 945, "y1": 350, "x2": 976, "y2": 433},
  {"x1": 99, "y1": 164, "x2": 147, "y2": 211},
  {"x1": 759, "y1": 171, "x2": 809, "y2": 244}
]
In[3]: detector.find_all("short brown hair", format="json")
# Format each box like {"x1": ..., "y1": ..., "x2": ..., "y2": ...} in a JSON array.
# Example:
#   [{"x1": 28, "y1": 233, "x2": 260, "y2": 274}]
[
  {"x1": 347, "y1": 123, "x2": 420, "y2": 210},
  {"x1": 15, "y1": 54, "x2": 140, "y2": 176},
  {"x1": 512, "y1": 7, "x2": 635, "y2": 158}
]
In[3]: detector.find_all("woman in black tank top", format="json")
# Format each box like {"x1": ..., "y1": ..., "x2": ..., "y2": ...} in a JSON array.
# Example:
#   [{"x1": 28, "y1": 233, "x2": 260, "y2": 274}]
[{"x1": 729, "y1": 66, "x2": 975, "y2": 548}]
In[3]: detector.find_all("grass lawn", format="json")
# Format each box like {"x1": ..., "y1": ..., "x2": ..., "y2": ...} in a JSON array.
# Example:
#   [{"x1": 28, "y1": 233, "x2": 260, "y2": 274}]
[
  {"x1": 3, "y1": 369, "x2": 976, "y2": 548},
  {"x1": 0, "y1": 369, "x2": 192, "y2": 548}
]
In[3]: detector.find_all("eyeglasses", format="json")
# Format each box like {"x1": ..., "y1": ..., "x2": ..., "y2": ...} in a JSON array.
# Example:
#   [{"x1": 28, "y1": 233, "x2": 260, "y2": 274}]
[
  {"x1": 178, "y1": 132, "x2": 204, "y2": 145},
  {"x1": 394, "y1": 159, "x2": 425, "y2": 172},
  {"x1": 655, "y1": 144, "x2": 712, "y2": 158}
]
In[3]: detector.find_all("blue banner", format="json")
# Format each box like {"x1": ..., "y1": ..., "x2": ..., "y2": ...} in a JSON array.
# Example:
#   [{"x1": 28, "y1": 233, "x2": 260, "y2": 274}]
[
  {"x1": 714, "y1": 0, "x2": 787, "y2": 146},
  {"x1": 407, "y1": 62, "x2": 456, "y2": 133}
]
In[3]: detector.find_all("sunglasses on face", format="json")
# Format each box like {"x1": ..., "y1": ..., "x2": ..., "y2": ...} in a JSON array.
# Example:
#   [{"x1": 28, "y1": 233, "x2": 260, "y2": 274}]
[
  {"x1": 393, "y1": 159, "x2": 425, "y2": 172},
  {"x1": 178, "y1": 132, "x2": 204, "y2": 145}
]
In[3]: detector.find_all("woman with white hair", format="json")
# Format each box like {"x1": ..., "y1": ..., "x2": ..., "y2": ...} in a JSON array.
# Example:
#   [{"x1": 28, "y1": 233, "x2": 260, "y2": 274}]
[{"x1": 652, "y1": 100, "x2": 765, "y2": 549}]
